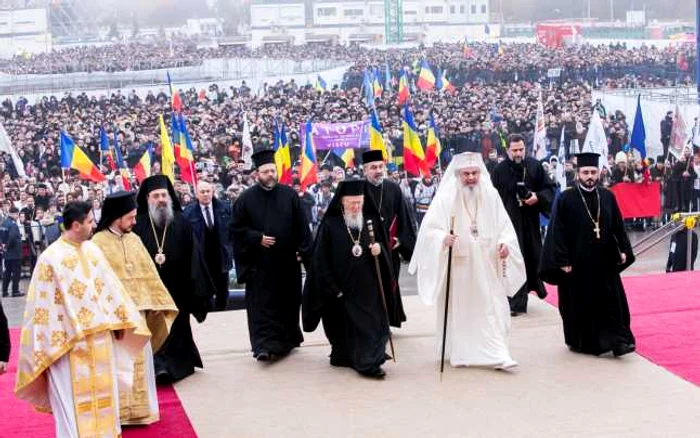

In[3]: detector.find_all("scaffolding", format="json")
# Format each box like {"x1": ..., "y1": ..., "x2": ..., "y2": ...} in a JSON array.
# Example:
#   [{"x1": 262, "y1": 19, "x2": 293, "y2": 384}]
[
  {"x1": 46, "y1": 0, "x2": 115, "y2": 41},
  {"x1": 384, "y1": 0, "x2": 403, "y2": 44}
]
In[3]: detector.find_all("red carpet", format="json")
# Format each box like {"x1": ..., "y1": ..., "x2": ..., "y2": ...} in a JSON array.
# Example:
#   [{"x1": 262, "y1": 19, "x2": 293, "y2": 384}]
[
  {"x1": 0, "y1": 330, "x2": 197, "y2": 437},
  {"x1": 545, "y1": 271, "x2": 700, "y2": 386}
]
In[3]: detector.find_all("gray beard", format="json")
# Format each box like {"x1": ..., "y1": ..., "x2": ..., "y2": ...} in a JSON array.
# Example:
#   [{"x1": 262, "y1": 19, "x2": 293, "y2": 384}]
[
  {"x1": 344, "y1": 212, "x2": 364, "y2": 231},
  {"x1": 369, "y1": 177, "x2": 383, "y2": 187},
  {"x1": 149, "y1": 200, "x2": 174, "y2": 228}
]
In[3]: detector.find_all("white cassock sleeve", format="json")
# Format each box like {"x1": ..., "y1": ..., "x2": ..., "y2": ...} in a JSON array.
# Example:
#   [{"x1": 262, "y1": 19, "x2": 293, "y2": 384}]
[{"x1": 494, "y1": 196, "x2": 527, "y2": 297}]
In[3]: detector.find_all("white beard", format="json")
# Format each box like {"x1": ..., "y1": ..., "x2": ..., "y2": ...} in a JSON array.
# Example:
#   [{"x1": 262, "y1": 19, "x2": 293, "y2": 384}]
[
  {"x1": 344, "y1": 212, "x2": 364, "y2": 231},
  {"x1": 149, "y1": 199, "x2": 174, "y2": 228},
  {"x1": 462, "y1": 184, "x2": 480, "y2": 201}
]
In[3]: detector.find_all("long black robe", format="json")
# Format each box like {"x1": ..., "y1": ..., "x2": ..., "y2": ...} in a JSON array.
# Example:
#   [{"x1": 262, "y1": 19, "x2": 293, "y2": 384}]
[
  {"x1": 666, "y1": 229, "x2": 698, "y2": 272},
  {"x1": 302, "y1": 208, "x2": 393, "y2": 374},
  {"x1": 364, "y1": 180, "x2": 416, "y2": 327},
  {"x1": 491, "y1": 157, "x2": 555, "y2": 312},
  {"x1": 539, "y1": 186, "x2": 636, "y2": 355},
  {"x1": 231, "y1": 184, "x2": 313, "y2": 356},
  {"x1": 134, "y1": 212, "x2": 213, "y2": 382}
]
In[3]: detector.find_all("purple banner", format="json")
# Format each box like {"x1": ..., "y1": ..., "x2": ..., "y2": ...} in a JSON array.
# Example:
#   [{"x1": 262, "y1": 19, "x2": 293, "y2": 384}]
[{"x1": 300, "y1": 120, "x2": 370, "y2": 150}]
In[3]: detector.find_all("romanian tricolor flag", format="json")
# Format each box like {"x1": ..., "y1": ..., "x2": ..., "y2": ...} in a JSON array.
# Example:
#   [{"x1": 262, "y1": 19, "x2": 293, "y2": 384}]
[
  {"x1": 300, "y1": 120, "x2": 318, "y2": 191},
  {"x1": 372, "y1": 68, "x2": 383, "y2": 98},
  {"x1": 416, "y1": 60, "x2": 436, "y2": 92},
  {"x1": 173, "y1": 113, "x2": 196, "y2": 185},
  {"x1": 402, "y1": 104, "x2": 427, "y2": 177},
  {"x1": 274, "y1": 121, "x2": 293, "y2": 185},
  {"x1": 425, "y1": 114, "x2": 442, "y2": 169},
  {"x1": 340, "y1": 148, "x2": 355, "y2": 168},
  {"x1": 178, "y1": 114, "x2": 197, "y2": 185},
  {"x1": 463, "y1": 37, "x2": 472, "y2": 58},
  {"x1": 167, "y1": 72, "x2": 183, "y2": 112},
  {"x1": 369, "y1": 109, "x2": 388, "y2": 160},
  {"x1": 397, "y1": 71, "x2": 410, "y2": 105},
  {"x1": 133, "y1": 146, "x2": 152, "y2": 184},
  {"x1": 60, "y1": 131, "x2": 105, "y2": 182},
  {"x1": 437, "y1": 70, "x2": 456, "y2": 93},
  {"x1": 100, "y1": 127, "x2": 116, "y2": 171},
  {"x1": 159, "y1": 114, "x2": 175, "y2": 184}
]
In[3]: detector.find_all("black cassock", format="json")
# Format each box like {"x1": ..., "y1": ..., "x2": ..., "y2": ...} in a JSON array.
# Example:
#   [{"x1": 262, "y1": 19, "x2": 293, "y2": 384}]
[
  {"x1": 539, "y1": 187, "x2": 636, "y2": 355},
  {"x1": 134, "y1": 213, "x2": 213, "y2": 382},
  {"x1": 491, "y1": 157, "x2": 555, "y2": 313},
  {"x1": 302, "y1": 213, "x2": 393, "y2": 374},
  {"x1": 364, "y1": 180, "x2": 416, "y2": 327},
  {"x1": 666, "y1": 229, "x2": 698, "y2": 272},
  {"x1": 231, "y1": 184, "x2": 313, "y2": 357}
]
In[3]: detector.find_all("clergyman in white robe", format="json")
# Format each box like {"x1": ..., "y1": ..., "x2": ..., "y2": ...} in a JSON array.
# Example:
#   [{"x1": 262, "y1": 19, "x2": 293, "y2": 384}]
[{"x1": 408, "y1": 152, "x2": 527, "y2": 370}]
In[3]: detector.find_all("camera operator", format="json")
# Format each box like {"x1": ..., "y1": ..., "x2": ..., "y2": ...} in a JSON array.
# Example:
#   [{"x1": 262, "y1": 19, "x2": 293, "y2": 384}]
[{"x1": 491, "y1": 134, "x2": 557, "y2": 316}]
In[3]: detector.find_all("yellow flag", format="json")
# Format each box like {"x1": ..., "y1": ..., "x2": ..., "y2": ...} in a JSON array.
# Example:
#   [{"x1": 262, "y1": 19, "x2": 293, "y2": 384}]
[{"x1": 159, "y1": 114, "x2": 175, "y2": 184}]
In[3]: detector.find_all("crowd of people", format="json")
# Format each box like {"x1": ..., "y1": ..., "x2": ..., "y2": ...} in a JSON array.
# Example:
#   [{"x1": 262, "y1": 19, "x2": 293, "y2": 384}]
[
  {"x1": 4, "y1": 38, "x2": 696, "y2": 89},
  {"x1": 0, "y1": 41, "x2": 697, "y2": 283},
  {"x1": 0, "y1": 38, "x2": 698, "y2": 437}
]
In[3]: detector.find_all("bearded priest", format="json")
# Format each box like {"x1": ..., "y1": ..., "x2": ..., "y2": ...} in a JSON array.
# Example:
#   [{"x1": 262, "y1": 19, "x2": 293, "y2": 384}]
[
  {"x1": 133, "y1": 175, "x2": 215, "y2": 383},
  {"x1": 409, "y1": 152, "x2": 526, "y2": 370},
  {"x1": 92, "y1": 191, "x2": 179, "y2": 425},
  {"x1": 303, "y1": 179, "x2": 393, "y2": 378}
]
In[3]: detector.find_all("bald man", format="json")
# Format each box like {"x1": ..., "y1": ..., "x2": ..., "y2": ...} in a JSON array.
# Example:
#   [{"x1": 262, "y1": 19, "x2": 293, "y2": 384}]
[{"x1": 184, "y1": 181, "x2": 233, "y2": 311}]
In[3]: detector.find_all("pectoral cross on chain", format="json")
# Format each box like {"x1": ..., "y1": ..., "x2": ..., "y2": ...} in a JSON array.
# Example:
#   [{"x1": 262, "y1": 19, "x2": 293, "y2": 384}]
[{"x1": 593, "y1": 223, "x2": 601, "y2": 239}]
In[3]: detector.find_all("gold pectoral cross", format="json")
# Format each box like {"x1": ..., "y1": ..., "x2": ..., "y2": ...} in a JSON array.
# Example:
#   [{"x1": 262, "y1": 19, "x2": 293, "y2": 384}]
[{"x1": 593, "y1": 222, "x2": 601, "y2": 239}]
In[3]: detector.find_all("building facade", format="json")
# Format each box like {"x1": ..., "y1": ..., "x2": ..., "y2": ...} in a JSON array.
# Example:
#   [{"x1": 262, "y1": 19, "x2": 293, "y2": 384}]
[{"x1": 250, "y1": 0, "x2": 493, "y2": 46}]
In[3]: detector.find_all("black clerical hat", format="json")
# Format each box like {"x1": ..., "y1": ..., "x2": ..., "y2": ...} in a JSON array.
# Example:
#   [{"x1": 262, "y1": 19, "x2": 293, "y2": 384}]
[
  {"x1": 361, "y1": 150, "x2": 384, "y2": 165},
  {"x1": 136, "y1": 175, "x2": 182, "y2": 214},
  {"x1": 252, "y1": 149, "x2": 276, "y2": 169},
  {"x1": 96, "y1": 191, "x2": 136, "y2": 232},
  {"x1": 576, "y1": 153, "x2": 600, "y2": 168},
  {"x1": 336, "y1": 179, "x2": 365, "y2": 197}
]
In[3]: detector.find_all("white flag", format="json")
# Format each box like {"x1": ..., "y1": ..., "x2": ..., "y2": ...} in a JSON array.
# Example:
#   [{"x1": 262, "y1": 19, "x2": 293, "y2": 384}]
[
  {"x1": 0, "y1": 122, "x2": 26, "y2": 178},
  {"x1": 557, "y1": 126, "x2": 567, "y2": 189},
  {"x1": 533, "y1": 89, "x2": 548, "y2": 160},
  {"x1": 669, "y1": 105, "x2": 687, "y2": 159},
  {"x1": 692, "y1": 117, "x2": 700, "y2": 148},
  {"x1": 241, "y1": 112, "x2": 254, "y2": 170},
  {"x1": 582, "y1": 111, "x2": 609, "y2": 169}
]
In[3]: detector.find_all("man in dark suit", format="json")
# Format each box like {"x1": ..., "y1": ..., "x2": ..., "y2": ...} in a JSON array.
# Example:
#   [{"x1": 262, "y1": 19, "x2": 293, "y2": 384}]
[
  {"x1": 184, "y1": 181, "x2": 233, "y2": 311},
  {"x1": 2, "y1": 207, "x2": 22, "y2": 297}
]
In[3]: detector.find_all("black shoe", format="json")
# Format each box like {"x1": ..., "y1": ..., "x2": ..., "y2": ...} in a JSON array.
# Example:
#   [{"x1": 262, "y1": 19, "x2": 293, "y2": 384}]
[
  {"x1": 510, "y1": 311, "x2": 521, "y2": 317},
  {"x1": 2, "y1": 293, "x2": 7, "y2": 298},
  {"x1": 12, "y1": 292, "x2": 24, "y2": 297},
  {"x1": 612, "y1": 343, "x2": 635, "y2": 357},
  {"x1": 330, "y1": 356, "x2": 352, "y2": 368},
  {"x1": 536, "y1": 289, "x2": 548, "y2": 299},
  {"x1": 359, "y1": 367, "x2": 386, "y2": 379},
  {"x1": 384, "y1": 353, "x2": 393, "y2": 361},
  {"x1": 256, "y1": 351, "x2": 271, "y2": 362},
  {"x1": 155, "y1": 370, "x2": 172, "y2": 385}
]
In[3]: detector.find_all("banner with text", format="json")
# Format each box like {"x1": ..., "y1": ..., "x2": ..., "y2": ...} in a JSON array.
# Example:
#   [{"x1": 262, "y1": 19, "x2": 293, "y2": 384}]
[{"x1": 300, "y1": 120, "x2": 370, "y2": 150}]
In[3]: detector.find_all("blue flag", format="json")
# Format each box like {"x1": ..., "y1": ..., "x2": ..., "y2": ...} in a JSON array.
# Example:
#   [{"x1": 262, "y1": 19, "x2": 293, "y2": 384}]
[
  {"x1": 99, "y1": 127, "x2": 110, "y2": 152},
  {"x1": 630, "y1": 95, "x2": 646, "y2": 159}
]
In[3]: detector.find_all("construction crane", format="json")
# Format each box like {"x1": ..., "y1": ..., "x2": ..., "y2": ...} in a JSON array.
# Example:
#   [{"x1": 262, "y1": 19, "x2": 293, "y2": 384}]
[{"x1": 384, "y1": 0, "x2": 403, "y2": 44}]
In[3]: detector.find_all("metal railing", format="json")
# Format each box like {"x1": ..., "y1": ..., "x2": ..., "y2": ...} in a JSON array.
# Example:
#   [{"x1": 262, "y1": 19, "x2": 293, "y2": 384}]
[{"x1": 0, "y1": 58, "x2": 344, "y2": 97}]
